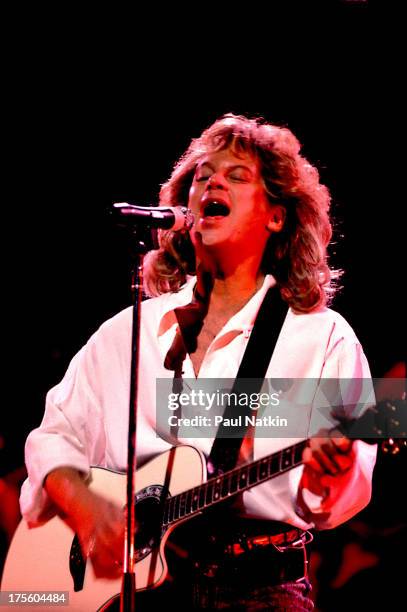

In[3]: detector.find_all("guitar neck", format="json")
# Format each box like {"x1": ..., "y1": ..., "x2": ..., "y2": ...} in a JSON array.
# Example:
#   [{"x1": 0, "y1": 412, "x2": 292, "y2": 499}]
[
  {"x1": 161, "y1": 396, "x2": 405, "y2": 528},
  {"x1": 162, "y1": 439, "x2": 307, "y2": 528}
]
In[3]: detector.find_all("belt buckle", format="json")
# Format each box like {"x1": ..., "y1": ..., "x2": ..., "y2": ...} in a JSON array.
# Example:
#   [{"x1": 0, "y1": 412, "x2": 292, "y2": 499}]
[{"x1": 272, "y1": 529, "x2": 313, "y2": 552}]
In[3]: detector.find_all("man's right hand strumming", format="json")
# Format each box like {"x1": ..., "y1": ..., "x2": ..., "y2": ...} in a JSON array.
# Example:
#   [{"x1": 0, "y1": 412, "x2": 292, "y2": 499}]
[{"x1": 44, "y1": 467, "x2": 125, "y2": 579}]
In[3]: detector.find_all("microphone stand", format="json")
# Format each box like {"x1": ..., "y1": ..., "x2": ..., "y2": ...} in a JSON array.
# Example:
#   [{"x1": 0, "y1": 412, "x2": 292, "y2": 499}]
[
  {"x1": 119, "y1": 226, "x2": 157, "y2": 612},
  {"x1": 110, "y1": 203, "x2": 192, "y2": 611}
]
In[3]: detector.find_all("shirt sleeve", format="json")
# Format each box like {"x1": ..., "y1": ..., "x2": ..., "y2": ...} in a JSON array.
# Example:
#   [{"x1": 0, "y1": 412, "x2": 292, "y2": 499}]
[
  {"x1": 296, "y1": 338, "x2": 378, "y2": 530},
  {"x1": 19, "y1": 334, "x2": 107, "y2": 527}
]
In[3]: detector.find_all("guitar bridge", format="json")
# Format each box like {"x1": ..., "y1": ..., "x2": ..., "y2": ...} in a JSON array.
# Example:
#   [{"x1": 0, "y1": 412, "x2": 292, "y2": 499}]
[{"x1": 69, "y1": 534, "x2": 86, "y2": 592}]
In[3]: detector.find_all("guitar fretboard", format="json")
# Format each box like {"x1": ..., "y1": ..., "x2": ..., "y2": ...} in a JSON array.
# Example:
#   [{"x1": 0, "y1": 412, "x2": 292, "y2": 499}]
[{"x1": 162, "y1": 439, "x2": 307, "y2": 527}]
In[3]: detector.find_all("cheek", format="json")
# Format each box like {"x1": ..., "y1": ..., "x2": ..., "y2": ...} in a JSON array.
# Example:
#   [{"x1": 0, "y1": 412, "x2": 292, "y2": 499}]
[
  {"x1": 253, "y1": 189, "x2": 272, "y2": 214},
  {"x1": 188, "y1": 184, "x2": 201, "y2": 211}
]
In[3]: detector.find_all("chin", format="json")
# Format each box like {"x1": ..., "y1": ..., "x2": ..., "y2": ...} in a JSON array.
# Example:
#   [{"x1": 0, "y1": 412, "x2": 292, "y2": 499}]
[{"x1": 199, "y1": 235, "x2": 231, "y2": 249}]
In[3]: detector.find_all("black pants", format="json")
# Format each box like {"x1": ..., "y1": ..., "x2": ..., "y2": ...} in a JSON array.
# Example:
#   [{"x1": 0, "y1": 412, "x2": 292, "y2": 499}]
[{"x1": 132, "y1": 547, "x2": 313, "y2": 610}]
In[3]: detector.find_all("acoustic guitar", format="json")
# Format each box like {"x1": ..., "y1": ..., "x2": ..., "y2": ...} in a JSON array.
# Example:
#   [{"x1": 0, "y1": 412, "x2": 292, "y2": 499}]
[{"x1": 1, "y1": 399, "x2": 404, "y2": 611}]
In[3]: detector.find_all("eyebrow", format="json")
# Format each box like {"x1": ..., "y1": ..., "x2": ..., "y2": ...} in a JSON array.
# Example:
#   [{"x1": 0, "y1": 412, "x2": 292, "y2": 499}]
[{"x1": 196, "y1": 162, "x2": 255, "y2": 175}]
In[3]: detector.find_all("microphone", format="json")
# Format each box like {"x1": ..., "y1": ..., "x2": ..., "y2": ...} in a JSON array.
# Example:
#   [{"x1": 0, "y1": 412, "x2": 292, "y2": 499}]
[{"x1": 112, "y1": 203, "x2": 194, "y2": 231}]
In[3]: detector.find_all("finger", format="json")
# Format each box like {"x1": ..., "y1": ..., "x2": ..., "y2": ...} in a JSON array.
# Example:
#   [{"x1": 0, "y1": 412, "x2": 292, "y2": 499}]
[
  {"x1": 302, "y1": 447, "x2": 325, "y2": 474},
  {"x1": 309, "y1": 436, "x2": 349, "y2": 473},
  {"x1": 311, "y1": 448, "x2": 340, "y2": 475},
  {"x1": 320, "y1": 441, "x2": 344, "y2": 469},
  {"x1": 331, "y1": 453, "x2": 353, "y2": 473},
  {"x1": 331, "y1": 436, "x2": 353, "y2": 454}
]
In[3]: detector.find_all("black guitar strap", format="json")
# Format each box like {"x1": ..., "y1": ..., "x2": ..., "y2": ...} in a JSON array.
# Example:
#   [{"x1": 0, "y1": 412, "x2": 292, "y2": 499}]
[{"x1": 207, "y1": 285, "x2": 288, "y2": 476}]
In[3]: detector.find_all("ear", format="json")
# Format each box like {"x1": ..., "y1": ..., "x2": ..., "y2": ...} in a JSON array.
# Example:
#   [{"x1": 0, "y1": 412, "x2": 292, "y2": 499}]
[{"x1": 266, "y1": 205, "x2": 286, "y2": 233}]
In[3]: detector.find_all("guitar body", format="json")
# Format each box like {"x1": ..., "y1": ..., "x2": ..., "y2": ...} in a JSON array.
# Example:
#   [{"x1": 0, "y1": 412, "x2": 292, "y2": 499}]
[{"x1": 1, "y1": 445, "x2": 206, "y2": 611}]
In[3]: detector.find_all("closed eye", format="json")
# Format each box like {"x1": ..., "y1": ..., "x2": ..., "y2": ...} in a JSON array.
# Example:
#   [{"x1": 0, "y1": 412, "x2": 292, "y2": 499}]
[
  {"x1": 230, "y1": 175, "x2": 248, "y2": 182},
  {"x1": 196, "y1": 174, "x2": 248, "y2": 183}
]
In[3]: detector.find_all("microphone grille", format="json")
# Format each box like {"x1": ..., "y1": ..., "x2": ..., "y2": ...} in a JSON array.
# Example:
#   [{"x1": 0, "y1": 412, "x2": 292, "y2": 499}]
[{"x1": 172, "y1": 206, "x2": 195, "y2": 231}]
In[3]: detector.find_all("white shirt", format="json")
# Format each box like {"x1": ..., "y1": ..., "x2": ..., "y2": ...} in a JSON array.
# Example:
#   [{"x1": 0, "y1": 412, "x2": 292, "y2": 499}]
[{"x1": 20, "y1": 275, "x2": 377, "y2": 530}]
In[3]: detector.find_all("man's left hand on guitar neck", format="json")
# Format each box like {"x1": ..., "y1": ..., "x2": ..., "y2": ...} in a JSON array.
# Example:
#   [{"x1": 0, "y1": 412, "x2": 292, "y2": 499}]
[{"x1": 297, "y1": 429, "x2": 356, "y2": 518}]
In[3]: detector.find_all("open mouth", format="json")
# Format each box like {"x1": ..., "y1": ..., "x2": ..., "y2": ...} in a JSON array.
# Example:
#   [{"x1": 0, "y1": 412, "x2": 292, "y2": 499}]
[{"x1": 202, "y1": 201, "x2": 230, "y2": 218}]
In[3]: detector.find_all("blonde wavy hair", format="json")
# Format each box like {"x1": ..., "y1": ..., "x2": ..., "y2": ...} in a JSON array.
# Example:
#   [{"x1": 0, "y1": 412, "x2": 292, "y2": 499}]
[{"x1": 144, "y1": 113, "x2": 340, "y2": 312}]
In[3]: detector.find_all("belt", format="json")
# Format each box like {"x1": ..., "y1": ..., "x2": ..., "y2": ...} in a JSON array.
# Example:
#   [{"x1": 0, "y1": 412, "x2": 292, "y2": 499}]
[
  {"x1": 224, "y1": 528, "x2": 313, "y2": 557},
  {"x1": 193, "y1": 528, "x2": 313, "y2": 587}
]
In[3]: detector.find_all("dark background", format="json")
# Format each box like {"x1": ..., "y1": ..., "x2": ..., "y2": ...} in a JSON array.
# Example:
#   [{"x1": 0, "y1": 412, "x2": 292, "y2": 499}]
[{"x1": 2, "y1": 2, "x2": 405, "y2": 609}]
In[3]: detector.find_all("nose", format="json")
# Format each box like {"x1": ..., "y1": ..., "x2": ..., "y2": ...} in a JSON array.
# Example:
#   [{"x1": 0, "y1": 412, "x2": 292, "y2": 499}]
[{"x1": 207, "y1": 172, "x2": 227, "y2": 190}]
